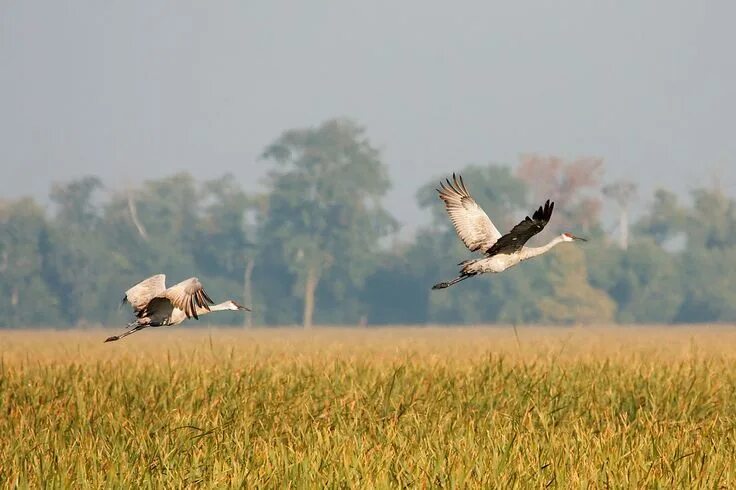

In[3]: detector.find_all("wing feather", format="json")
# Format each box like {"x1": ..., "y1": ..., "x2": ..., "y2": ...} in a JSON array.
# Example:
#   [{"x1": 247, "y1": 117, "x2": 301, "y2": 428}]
[
  {"x1": 437, "y1": 173, "x2": 502, "y2": 252},
  {"x1": 485, "y1": 200, "x2": 555, "y2": 256},
  {"x1": 161, "y1": 277, "x2": 214, "y2": 320},
  {"x1": 123, "y1": 274, "x2": 166, "y2": 312}
]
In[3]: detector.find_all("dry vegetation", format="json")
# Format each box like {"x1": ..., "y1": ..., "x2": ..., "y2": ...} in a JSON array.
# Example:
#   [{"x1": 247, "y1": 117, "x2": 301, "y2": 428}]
[{"x1": 2, "y1": 326, "x2": 736, "y2": 487}]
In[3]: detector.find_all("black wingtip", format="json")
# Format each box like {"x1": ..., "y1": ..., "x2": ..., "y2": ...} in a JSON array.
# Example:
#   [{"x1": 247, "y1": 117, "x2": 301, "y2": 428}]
[
  {"x1": 452, "y1": 173, "x2": 464, "y2": 194},
  {"x1": 198, "y1": 288, "x2": 213, "y2": 308},
  {"x1": 189, "y1": 296, "x2": 199, "y2": 320},
  {"x1": 532, "y1": 199, "x2": 555, "y2": 222}
]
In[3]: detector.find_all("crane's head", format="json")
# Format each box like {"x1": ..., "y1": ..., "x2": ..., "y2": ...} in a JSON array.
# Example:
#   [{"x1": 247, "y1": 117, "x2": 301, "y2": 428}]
[
  {"x1": 225, "y1": 300, "x2": 251, "y2": 311},
  {"x1": 562, "y1": 232, "x2": 587, "y2": 243}
]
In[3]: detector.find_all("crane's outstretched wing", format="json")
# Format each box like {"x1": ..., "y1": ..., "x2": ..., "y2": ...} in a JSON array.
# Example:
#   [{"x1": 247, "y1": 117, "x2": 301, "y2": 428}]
[
  {"x1": 485, "y1": 200, "x2": 555, "y2": 256},
  {"x1": 437, "y1": 173, "x2": 502, "y2": 253},
  {"x1": 160, "y1": 277, "x2": 214, "y2": 320},
  {"x1": 123, "y1": 274, "x2": 167, "y2": 312}
]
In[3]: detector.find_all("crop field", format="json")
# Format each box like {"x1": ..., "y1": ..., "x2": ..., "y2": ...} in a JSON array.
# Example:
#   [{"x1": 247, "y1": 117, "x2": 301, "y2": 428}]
[{"x1": 2, "y1": 326, "x2": 736, "y2": 488}]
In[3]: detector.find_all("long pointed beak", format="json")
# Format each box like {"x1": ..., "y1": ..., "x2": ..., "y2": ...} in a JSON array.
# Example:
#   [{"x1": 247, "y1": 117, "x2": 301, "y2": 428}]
[
  {"x1": 574, "y1": 235, "x2": 588, "y2": 242},
  {"x1": 230, "y1": 300, "x2": 251, "y2": 311}
]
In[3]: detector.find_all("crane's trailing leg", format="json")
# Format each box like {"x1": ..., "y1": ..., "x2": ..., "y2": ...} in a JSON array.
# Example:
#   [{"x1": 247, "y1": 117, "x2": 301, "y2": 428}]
[
  {"x1": 432, "y1": 273, "x2": 475, "y2": 290},
  {"x1": 104, "y1": 322, "x2": 146, "y2": 343}
]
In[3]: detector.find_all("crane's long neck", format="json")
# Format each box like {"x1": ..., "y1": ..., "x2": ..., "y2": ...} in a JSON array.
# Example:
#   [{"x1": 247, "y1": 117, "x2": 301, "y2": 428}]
[
  {"x1": 520, "y1": 235, "x2": 565, "y2": 260},
  {"x1": 196, "y1": 301, "x2": 234, "y2": 315}
]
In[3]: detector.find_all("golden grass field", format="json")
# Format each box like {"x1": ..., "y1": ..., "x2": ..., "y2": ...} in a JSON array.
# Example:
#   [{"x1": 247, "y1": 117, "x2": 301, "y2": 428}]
[{"x1": 2, "y1": 326, "x2": 736, "y2": 488}]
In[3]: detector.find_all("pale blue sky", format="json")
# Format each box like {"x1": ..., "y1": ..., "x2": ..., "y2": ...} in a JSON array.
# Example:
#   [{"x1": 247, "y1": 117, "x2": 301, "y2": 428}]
[{"x1": 1, "y1": 1, "x2": 734, "y2": 229}]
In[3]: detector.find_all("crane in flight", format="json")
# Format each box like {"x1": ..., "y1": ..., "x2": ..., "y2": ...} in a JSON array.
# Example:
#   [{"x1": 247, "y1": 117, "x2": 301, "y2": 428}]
[
  {"x1": 432, "y1": 173, "x2": 587, "y2": 290},
  {"x1": 105, "y1": 274, "x2": 250, "y2": 342}
]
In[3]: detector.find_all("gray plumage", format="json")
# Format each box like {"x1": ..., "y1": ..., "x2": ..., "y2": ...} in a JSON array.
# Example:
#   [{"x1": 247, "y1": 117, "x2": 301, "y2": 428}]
[
  {"x1": 105, "y1": 274, "x2": 250, "y2": 342},
  {"x1": 432, "y1": 174, "x2": 586, "y2": 290},
  {"x1": 437, "y1": 174, "x2": 502, "y2": 253}
]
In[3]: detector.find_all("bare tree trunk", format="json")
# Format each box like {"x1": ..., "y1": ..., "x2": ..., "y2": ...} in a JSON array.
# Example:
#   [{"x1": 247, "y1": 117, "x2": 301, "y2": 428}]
[
  {"x1": 243, "y1": 257, "x2": 254, "y2": 328},
  {"x1": 603, "y1": 181, "x2": 636, "y2": 250},
  {"x1": 303, "y1": 266, "x2": 319, "y2": 329},
  {"x1": 619, "y1": 206, "x2": 629, "y2": 250},
  {"x1": 127, "y1": 193, "x2": 148, "y2": 240}
]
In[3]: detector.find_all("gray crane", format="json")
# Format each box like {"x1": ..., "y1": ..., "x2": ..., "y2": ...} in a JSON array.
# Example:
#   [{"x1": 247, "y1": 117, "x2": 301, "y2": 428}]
[
  {"x1": 105, "y1": 274, "x2": 250, "y2": 342},
  {"x1": 432, "y1": 174, "x2": 587, "y2": 290}
]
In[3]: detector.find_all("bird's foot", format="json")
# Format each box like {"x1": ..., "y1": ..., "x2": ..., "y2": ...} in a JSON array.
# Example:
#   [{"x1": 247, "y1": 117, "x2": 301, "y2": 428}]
[{"x1": 104, "y1": 335, "x2": 119, "y2": 343}]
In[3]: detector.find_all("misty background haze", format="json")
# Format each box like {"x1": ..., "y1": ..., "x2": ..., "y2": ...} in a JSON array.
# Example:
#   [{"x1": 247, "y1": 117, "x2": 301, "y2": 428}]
[
  {"x1": 2, "y1": 1, "x2": 735, "y2": 233},
  {"x1": 2, "y1": 2, "x2": 736, "y2": 328}
]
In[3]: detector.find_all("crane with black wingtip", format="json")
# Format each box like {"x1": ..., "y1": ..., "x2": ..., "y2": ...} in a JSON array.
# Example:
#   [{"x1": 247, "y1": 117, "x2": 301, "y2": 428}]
[
  {"x1": 431, "y1": 173, "x2": 588, "y2": 290},
  {"x1": 105, "y1": 274, "x2": 251, "y2": 342}
]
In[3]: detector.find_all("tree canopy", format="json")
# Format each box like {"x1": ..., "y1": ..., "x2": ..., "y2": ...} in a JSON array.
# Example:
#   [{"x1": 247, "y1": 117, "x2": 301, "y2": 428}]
[{"x1": 1, "y1": 117, "x2": 734, "y2": 328}]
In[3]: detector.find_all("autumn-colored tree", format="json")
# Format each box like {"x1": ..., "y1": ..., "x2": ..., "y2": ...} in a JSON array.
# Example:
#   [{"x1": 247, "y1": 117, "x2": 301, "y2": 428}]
[{"x1": 516, "y1": 154, "x2": 604, "y2": 234}]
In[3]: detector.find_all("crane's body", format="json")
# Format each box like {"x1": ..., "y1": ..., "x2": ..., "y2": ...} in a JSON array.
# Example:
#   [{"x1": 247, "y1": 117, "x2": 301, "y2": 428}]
[
  {"x1": 462, "y1": 236, "x2": 567, "y2": 274},
  {"x1": 432, "y1": 174, "x2": 586, "y2": 289},
  {"x1": 137, "y1": 298, "x2": 243, "y2": 327},
  {"x1": 105, "y1": 274, "x2": 250, "y2": 342}
]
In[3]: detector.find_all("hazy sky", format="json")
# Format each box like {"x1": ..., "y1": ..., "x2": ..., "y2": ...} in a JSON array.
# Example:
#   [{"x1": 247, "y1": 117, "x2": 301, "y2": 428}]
[{"x1": 1, "y1": 1, "x2": 734, "y2": 229}]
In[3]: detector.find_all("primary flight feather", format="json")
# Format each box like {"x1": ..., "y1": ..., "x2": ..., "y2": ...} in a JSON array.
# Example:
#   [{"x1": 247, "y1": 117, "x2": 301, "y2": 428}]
[{"x1": 105, "y1": 274, "x2": 251, "y2": 342}]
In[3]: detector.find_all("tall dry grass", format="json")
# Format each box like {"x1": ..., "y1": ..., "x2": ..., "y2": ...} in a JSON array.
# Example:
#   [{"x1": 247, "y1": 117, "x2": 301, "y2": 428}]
[{"x1": 1, "y1": 326, "x2": 735, "y2": 487}]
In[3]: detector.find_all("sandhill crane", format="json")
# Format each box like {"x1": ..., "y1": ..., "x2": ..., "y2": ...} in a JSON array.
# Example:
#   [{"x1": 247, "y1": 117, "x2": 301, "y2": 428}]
[
  {"x1": 105, "y1": 274, "x2": 250, "y2": 342},
  {"x1": 432, "y1": 173, "x2": 587, "y2": 290}
]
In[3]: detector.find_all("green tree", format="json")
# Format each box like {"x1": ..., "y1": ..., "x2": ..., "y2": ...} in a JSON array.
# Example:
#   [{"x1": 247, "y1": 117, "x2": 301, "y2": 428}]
[
  {"x1": 629, "y1": 187, "x2": 736, "y2": 323},
  {"x1": 101, "y1": 173, "x2": 200, "y2": 282},
  {"x1": 684, "y1": 189, "x2": 736, "y2": 249},
  {"x1": 671, "y1": 188, "x2": 736, "y2": 322},
  {"x1": 0, "y1": 198, "x2": 60, "y2": 326},
  {"x1": 42, "y1": 177, "x2": 108, "y2": 325},
  {"x1": 586, "y1": 238, "x2": 683, "y2": 323},
  {"x1": 191, "y1": 175, "x2": 254, "y2": 325},
  {"x1": 635, "y1": 189, "x2": 686, "y2": 246},
  {"x1": 676, "y1": 246, "x2": 736, "y2": 322},
  {"x1": 49, "y1": 176, "x2": 103, "y2": 230},
  {"x1": 259, "y1": 118, "x2": 397, "y2": 328},
  {"x1": 537, "y1": 246, "x2": 616, "y2": 324}
]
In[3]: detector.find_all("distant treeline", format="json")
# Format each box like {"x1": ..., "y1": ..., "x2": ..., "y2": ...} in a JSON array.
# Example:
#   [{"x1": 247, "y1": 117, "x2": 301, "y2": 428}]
[{"x1": 2, "y1": 118, "x2": 735, "y2": 327}]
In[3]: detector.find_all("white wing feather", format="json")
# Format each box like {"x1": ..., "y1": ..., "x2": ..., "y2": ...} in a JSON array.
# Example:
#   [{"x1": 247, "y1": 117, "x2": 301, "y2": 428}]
[
  {"x1": 124, "y1": 274, "x2": 166, "y2": 312},
  {"x1": 160, "y1": 277, "x2": 214, "y2": 320},
  {"x1": 437, "y1": 173, "x2": 502, "y2": 253}
]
